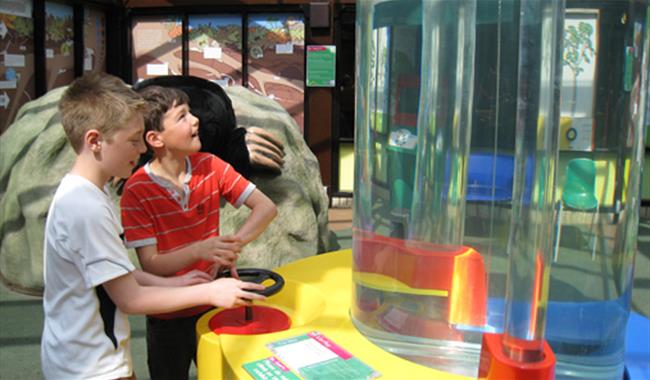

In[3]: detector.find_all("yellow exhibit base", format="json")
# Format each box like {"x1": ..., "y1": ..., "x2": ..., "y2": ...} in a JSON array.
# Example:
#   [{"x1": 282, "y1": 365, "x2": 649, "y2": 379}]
[{"x1": 196, "y1": 249, "x2": 471, "y2": 380}]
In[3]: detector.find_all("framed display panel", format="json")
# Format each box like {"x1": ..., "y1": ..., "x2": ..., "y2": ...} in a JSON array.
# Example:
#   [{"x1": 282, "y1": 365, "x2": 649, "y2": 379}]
[
  {"x1": 132, "y1": 15, "x2": 183, "y2": 82},
  {"x1": 83, "y1": 6, "x2": 106, "y2": 74},
  {"x1": 559, "y1": 9, "x2": 600, "y2": 151},
  {"x1": 188, "y1": 14, "x2": 242, "y2": 86},
  {"x1": 45, "y1": 1, "x2": 74, "y2": 91},
  {"x1": 306, "y1": 45, "x2": 336, "y2": 87},
  {"x1": 0, "y1": 0, "x2": 35, "y2": 133},
  {"x1": 247, "y1": 13, "x2": 305, "y2": 131}
]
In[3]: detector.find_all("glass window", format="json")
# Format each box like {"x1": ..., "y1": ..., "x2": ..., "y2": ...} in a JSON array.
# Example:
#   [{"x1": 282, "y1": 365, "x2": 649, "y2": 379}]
[
  {"x1": 83, "y1": 6, "x2": 106, "y2": 74},
  {"x1": 247, "y1": 13, "x2": 305, "y2": 131},
  {"x1": 0, "y1": 0, "x2": 35, "y2": 133},
  {"x1": 188, "y1": 15, "x2": 242, "y2": 86},
  {"x1": 372, "y1": 27, "x2": 390, "y2": 135},
  {"x1": 45, "y1": 1, "x2": 74, "y2": 91},
  {"x1": 131, "y1": 15, "x2": 183, "y2": 82},
  {"x1": 470, "y1": 2, "x2": 519, "y2": 152},
  {"x1": 388, "y1": 25, "x2": 421, "y2": 130},
  {"x1": 559, "y1": 10, "x2": 599, "y2": 151}
]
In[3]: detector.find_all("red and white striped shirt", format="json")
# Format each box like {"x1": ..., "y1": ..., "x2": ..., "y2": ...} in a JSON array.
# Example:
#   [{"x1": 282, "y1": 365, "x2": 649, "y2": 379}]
[{"x1": 120, "y1": 153, "x2": 254, "y2": 317}]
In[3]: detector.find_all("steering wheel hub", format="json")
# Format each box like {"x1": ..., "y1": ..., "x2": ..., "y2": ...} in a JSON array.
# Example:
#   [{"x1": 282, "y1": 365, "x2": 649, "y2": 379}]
[{"x1": 210, "y1": 268, "x2": 290, "y2": 335}]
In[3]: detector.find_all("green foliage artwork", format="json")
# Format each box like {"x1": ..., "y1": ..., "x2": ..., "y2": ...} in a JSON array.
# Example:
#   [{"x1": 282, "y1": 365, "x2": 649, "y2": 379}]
[
  {"x1": 45, "y1": 15, "x2": 72, "y2": 43},
  {"x1": 189, "y1": 24, "x2": 241, "y2": 49},
  {"x1": 248, "y1": 16, "x2": 304, "y2": 51},
  {"x1": 563, "y1": 21, "x2": 595, "y2": 115},
  {"x1": 12, "y1": 16, "x2": 33, "y2": 38}
]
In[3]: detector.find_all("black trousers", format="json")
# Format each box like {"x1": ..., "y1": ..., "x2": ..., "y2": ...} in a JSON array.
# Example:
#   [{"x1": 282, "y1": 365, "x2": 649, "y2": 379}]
[{"x1": 146, "y1": 313, "x2": 204, "y2": 380}]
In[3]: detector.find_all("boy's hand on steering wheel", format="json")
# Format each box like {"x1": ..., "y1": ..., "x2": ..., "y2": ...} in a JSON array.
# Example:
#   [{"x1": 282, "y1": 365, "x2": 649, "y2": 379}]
[{"x1": 208, "y1": 278, "x2": 266, "y2": 308}]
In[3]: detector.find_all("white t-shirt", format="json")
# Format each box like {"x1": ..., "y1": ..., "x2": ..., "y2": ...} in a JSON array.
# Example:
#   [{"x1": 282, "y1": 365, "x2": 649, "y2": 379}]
[{"x1": 41, "y1": 174, "x2": 136, "y2": 380}]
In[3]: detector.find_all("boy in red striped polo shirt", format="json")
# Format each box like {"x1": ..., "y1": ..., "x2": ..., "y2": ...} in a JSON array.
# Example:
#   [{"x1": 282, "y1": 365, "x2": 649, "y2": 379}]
[{"x1": 120, "y1": 85, "x2": 277, "y2": 380}]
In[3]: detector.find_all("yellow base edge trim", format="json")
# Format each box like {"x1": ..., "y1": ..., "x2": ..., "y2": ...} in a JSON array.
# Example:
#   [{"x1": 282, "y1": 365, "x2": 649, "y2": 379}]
[{"x1": 353, "y1": 271, "x2": 448, "y2": 297}]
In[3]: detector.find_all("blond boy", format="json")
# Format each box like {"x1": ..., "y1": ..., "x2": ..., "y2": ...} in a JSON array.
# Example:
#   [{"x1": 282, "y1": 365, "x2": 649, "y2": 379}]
[{"x1": 41, "y1": 73, "x2": 265, "y2": 380}]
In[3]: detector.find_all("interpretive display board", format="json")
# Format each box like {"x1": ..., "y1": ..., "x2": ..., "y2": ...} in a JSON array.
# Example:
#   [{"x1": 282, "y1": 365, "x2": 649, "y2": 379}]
[
  {"x1": 188, "y1": 14, "x2": 243, "y2": 86},
  {"x1": 247, "y1": 14, "x2": 305, "y2": 131},
  {"x1": 0, "y1": 0, "x2": 35, "y2": 133},
  {"x1": 131, "y1": 15, "x2": 182, "y2": 82},
  {"x1": 306, "y1": 45, "x2": 336, "y2": 88},
  {"x1": 45, "y1": 1, "x2": 74, "y2": 91},
  {"x1": 83, "y1": 6, "x2": 106, "y2": 74},
  {"x1": 244, "y1": 331, "x2": 380, "y2": 380}
]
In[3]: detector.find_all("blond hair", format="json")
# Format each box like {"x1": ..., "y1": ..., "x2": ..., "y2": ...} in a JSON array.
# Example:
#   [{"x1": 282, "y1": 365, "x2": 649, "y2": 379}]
[{"x1": 59, "y1": 72, "x2": 148, "y2": 153}]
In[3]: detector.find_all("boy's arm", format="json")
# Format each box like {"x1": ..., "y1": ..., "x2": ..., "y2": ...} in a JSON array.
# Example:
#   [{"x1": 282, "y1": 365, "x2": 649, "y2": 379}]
[
  {"x1": 132, "y1": 269, "x2": 213, "y2": 287},
  {"x1": 135, "y1": 189, "x2": 275, "y2": 276},
  {"x1": 233, "y1": 189, "x2": 277, "y2": 245},
  {"x1": 136, "y1": 238, "x2": 240, "y2": 277},
  {"x1": 121, "y1": 180, "x2": 236, "y2": 277},
  {"x1": 102, "y1": 271, "x2": 266, "y2": 315}
]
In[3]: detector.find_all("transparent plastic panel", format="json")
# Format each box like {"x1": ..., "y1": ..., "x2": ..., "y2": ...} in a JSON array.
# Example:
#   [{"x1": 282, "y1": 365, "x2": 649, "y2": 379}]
[
  {"x1": 352, "y1": 0, "x2": 481, "y2": 376},
  {"x1": 502, "y1": 0, "x2": 564, "y2": 363},
  {"x1": 464, "y1": 0, "x2": 521, "y2": 335},
  {"x1": 548, "y1": 1, "x2": 648, "y2": 379}
]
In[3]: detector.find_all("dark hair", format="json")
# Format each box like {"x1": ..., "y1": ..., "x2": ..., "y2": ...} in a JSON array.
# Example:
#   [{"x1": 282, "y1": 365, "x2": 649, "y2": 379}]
[{"x1": 137, "y1": 85, "x2": 190, "y2": 134}]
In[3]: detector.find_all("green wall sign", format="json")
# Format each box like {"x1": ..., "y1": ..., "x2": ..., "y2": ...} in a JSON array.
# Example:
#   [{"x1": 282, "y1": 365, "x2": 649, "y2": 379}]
[{"x1": 306, "y1": 45, "x2": 336, "y2": 87}]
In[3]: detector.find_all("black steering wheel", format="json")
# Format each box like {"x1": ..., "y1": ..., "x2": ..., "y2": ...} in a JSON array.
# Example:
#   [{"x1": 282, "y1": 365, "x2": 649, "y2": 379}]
[{"x1": 219, "y1": 268, "x2": 284, "y2": 297}]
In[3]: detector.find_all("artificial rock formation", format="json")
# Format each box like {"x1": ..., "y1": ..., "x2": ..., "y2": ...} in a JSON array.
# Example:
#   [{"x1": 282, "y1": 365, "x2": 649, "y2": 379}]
[
  {"x1": 0, "y1": 85, "x2": 336, "y2": 294},
  {"x1": 223, "y1": 86, "x2": 337, "y2": 269}
]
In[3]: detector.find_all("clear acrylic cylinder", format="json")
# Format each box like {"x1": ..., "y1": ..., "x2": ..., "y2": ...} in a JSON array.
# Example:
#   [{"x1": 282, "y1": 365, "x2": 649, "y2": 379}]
[
  {"x1": 352, "y1": 0, "x2": 482, "y2": 376},
  {"x1": 546, "y1": 2, "x2": 649, "y2": 379},
  {"x1": 501, "y1": 0, "x2": 564, "y2": 364},
  {"x1": 352, "y1": 0, "x2": 648, "y2": 379}
]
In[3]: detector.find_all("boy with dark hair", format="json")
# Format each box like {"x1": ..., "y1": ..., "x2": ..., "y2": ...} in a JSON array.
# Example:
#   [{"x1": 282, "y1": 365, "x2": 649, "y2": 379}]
[
  {"x1": 41, "y1": 73, "x2": 266, "y2": 380},
  {"x1": 120, "y1": 85, "x2": 277, "y2": 380}
]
